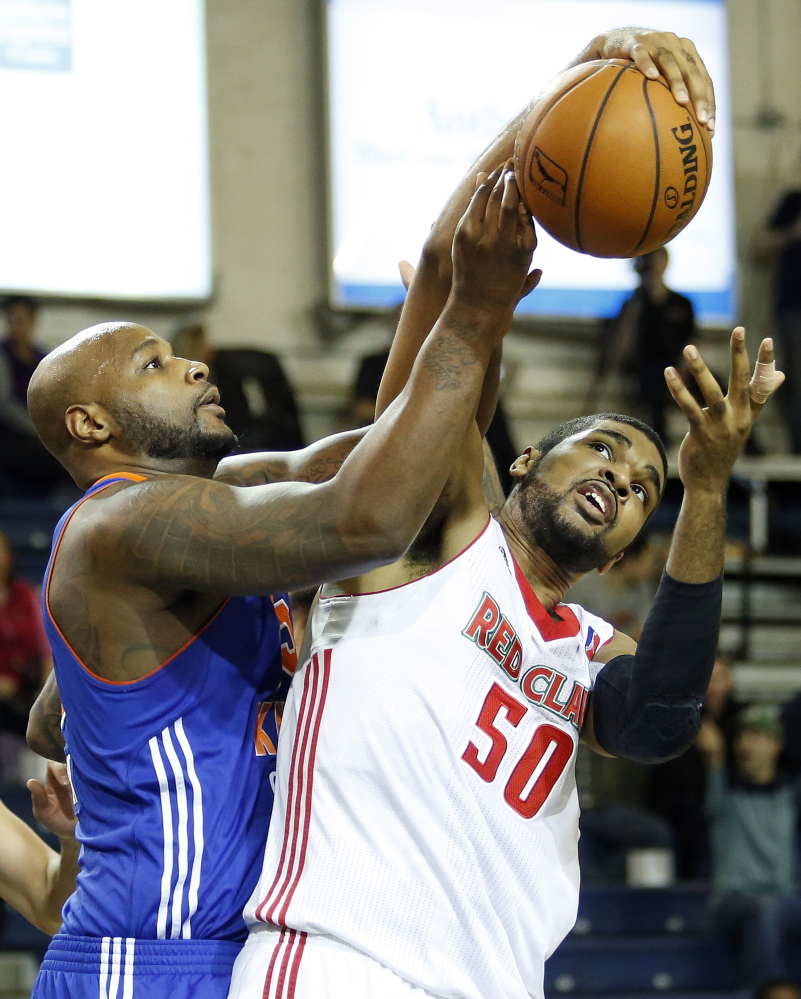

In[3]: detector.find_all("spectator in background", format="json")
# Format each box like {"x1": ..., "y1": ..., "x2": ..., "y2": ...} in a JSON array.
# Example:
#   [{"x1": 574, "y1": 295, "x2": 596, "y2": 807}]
[
  {"x1": 0, "y1": 297, "x2": 67, "y2": 495},
  {"x1": 0, "y1": 528, "x2": 50, "y2": 780},
  {"x1": 171, "y1": 323, "x2": 304, "y2": 452},
  {"x1": 699, "y1": 704, "x2": 801, "y2": 985},
  {"x1": 592, "y1": 248, "x2": 695, "y2": 444},
  {"x1": 761, "y1": 175, "x2": 801, "y2": 452},
  {"x1": 647, "y1": 654, "x2": 739, "y2": 880}
]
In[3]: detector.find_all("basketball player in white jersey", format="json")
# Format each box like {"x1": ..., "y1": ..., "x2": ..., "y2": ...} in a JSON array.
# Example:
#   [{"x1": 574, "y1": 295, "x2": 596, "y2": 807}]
[{"x1": 229, "y1": 28, "x2": 783, "y2": 999}]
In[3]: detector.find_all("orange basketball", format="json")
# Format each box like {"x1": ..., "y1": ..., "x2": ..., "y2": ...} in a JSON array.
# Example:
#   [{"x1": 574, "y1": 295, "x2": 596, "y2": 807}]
[{"x1": 513, "y1": 59, "x2": 712, "y2": 258}]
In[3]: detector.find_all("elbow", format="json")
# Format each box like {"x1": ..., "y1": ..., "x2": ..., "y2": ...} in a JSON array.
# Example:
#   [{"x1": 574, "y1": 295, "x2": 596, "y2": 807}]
[
  {"x1": 40, "y1": 913, "x2": 64, "y2": 937},
  {"x1": 26, "y1": 721, "x2": 48, "y2": 758},
  {"x1": 594, "y1": 697, "x2": 702, "y2": 765},
  {"x1": 26, "y1": 717, "x2": 65, "y2": 764}
]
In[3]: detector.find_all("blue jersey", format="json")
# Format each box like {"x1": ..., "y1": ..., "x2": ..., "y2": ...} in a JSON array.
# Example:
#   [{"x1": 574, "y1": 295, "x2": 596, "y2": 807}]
[{"x1": 43, "y1": 473, "x2": 293, "y2": 943}]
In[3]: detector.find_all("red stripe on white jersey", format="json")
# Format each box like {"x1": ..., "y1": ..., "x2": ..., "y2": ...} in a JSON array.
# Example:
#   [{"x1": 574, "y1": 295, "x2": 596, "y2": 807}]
[
  {"x1": 255, "y1": 660, "x2": 318, "y2": 922},
  {"x1": 261, "y1": 928, "x2": 307, "y2": 999},
  {"x1": 256, "y1": 649, "x2": 331, "y2": 926}
]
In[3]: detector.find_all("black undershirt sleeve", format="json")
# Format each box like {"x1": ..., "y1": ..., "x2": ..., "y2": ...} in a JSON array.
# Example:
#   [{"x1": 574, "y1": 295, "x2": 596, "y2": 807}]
[{"x1": 591, "y1": 571, "x2": 722, "y2": 764}]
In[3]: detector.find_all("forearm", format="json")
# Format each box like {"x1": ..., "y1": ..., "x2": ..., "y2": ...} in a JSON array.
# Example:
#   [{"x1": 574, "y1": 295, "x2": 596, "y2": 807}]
[
  {"x1": 41, "y1": 838, "x2": 80, "y2": 933},
  {"x1": 333, "y1": 302, "x2": 502, "y2": 549},
  {"x1": 215, "y1": 428, "x2": 367, "y2": 487},
  {"x1": 666, "y1": 488, "x2": 726, "y2": 582}
]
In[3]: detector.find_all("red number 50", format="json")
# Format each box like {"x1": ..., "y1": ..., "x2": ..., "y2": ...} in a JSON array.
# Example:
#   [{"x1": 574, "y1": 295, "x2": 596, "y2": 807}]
[{"x1": 462, "y1": 682, "x2": 574, "y2": 819}]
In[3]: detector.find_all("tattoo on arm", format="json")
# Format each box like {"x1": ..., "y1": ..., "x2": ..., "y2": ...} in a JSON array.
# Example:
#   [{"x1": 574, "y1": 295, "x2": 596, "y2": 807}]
[
  {"x1": 28, "y1": 673, "x2": 66, "y2": 763},
  {"x1": 216, "y1": 430, "x2": 367, "y2": 487},
  {"x1": 420, "y1": 327, "x2": 481, "y2": 390},
  {"x1": 112, "y1": 476, "x2": 358, "y2": 595}
]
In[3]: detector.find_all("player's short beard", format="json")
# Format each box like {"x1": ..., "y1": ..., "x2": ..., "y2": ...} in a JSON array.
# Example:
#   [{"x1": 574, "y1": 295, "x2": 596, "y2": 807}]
[
  {"x1": 111, "y1": 403, "x2": 238, "y2": 462},
  {"x1": 517, "y1": 471, "x2": 617, "y2": 575}
]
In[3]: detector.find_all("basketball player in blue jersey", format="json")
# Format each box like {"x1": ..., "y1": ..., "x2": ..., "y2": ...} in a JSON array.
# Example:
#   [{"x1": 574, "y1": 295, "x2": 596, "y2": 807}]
[{"x1": 21, "y1": 170, "x2": 541, "y2": 999}]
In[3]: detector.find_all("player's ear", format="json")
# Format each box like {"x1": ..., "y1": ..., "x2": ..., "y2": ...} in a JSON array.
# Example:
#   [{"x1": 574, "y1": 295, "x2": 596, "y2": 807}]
[
  {"x1": 510, "y1": 447, "x2": 537, "y2": 479},
  {"x1": 597, "y1": 552, "x2": 625, "y2": 575},
  {"x1": 65, "y1": 403, "x2": 114, "y2": 446}
]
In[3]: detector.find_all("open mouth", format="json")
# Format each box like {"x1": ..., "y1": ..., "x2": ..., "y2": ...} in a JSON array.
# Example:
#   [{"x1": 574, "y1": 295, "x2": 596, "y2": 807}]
[
  {"x1": 197, "y1": 387, "x2": 222, "y2": 409},
  {"x1": 575, "y1": 481, "x2": 616, "y2": 525}
]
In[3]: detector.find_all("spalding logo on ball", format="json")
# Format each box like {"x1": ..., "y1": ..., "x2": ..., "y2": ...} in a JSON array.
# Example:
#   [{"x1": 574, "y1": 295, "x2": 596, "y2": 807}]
[{"x1": 513, "y1": 59, "x2": 712, "y2": 258}]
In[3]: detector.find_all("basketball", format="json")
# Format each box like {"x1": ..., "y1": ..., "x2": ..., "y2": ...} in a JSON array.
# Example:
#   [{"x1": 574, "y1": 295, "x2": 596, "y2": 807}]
[{"x1": 513, "y1": 59, "x2": 712, "y2": 258}]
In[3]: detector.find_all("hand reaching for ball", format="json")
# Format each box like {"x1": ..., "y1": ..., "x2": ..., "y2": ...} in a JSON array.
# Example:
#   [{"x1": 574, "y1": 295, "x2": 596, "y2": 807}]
[
  {"x1": 665, "y1": 329, "x2": 785, "y2": 494},
  {"x1": 450, "y1": 165, "x2": 542, "y2": 321},
  {"x1": 572, "y1": 27, "x2": 716, "y2": 134}
]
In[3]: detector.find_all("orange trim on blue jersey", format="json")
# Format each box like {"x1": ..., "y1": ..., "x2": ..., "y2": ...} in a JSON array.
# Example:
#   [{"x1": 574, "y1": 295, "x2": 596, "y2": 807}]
[
  {"x1": 511, "y1": 553, "x2": 580, "y2": 641},
  {"x1": 91, "y1": 472, "x2": 149, "y2": 486},
  {"x1": 45, "y1": 475, "x2": 231, "y2": 687},
  {"x1": 321, "y1": 516, "x2": 493, "y2": 599}
]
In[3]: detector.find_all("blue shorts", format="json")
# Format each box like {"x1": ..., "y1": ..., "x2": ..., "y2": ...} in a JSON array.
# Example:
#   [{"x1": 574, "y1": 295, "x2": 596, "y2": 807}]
[{"x1": 33, "y1": 933, "x2": 243, "y2": 999}]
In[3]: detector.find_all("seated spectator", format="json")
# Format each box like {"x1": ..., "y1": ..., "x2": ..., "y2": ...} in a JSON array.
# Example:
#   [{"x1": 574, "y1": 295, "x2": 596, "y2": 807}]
[
  {"x1": 0, "y1": 296, "x2": 70, "y2": 495},
  {"x1": 646, "y1": 654, "x2": 740, "y2": 880},
  {"x1": 171, "y1": 323, "x2": 304, "y2": 452},
  {"x1": 699, "y1": 704, "x2": 801, "y2": 985},
  {"x1": 0, "y1": 529, "x2": 50, "y2": 780}
]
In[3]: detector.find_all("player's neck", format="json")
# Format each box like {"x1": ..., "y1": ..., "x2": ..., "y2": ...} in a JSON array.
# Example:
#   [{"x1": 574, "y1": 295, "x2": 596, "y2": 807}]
[
  {"x1": 78, "y1": 455, "x2": 220, "y2": 489},
  {"x1": 497, "y1": 508, "x2": 575, "y2": 612}
]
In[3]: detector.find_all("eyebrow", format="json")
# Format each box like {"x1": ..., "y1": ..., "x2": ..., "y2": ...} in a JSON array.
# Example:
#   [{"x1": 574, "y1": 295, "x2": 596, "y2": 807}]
[
  {"x1": 593, "y1": 429, "x2": 664, "y2": 497},
  {"x1": 130, "y1": 337, "x2": 161, "y2": 360}
]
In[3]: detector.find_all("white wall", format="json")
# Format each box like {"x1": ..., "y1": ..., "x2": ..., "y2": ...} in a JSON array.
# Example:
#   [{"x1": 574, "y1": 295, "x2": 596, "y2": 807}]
[{"x1": 30, "y1": 0, "x2": 801, "y2": 367}]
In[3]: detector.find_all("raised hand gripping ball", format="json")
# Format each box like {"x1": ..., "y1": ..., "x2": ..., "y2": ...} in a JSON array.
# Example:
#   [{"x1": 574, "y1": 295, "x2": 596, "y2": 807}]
[{"x1": 513, "y1": 59, "x2": 712, "y2": 258}]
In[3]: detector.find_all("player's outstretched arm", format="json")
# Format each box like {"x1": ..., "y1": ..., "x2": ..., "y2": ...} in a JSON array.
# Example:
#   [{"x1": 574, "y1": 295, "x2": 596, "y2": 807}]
[
  {"x1": 584, "y1": 331, "x2": 783, "y2": 763},
  {"x1": 0, "y1": 763, "x2": 78, "y2": 936},
  {"x1": 214, "y1": 427, "x2": 368, "y2": 488},
  {"x1": 97, "y1": 171, "x2": 536, "y2": 597}
]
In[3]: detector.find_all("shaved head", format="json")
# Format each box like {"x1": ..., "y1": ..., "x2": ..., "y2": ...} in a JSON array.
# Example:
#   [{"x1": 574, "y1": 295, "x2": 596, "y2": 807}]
[
  {"x1": 28, "y1": 322, "x2": 235, "y2": 485},
  {"x1": 28, "y1": 322, "x2": 146, "y2": 458}
]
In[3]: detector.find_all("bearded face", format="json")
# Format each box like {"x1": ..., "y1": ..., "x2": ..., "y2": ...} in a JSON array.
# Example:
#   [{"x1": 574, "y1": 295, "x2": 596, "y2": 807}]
[
  {"x1": 517, "y1": 471, "x2": 619, "y2": 574},
  {"x1": 110, "y1": 399, "x2": 237, "y2": 462}
]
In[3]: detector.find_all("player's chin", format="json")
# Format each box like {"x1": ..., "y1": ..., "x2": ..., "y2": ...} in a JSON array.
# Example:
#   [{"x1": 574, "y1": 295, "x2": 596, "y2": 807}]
[{"x1": 563, "y1": 500, "x2": 608, "y2": 534}]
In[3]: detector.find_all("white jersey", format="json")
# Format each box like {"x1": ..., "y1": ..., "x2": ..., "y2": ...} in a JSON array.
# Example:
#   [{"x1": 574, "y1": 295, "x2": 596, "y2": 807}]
[{"x1": 244, "y1": 518, "x2": 614, "y2": 999}]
